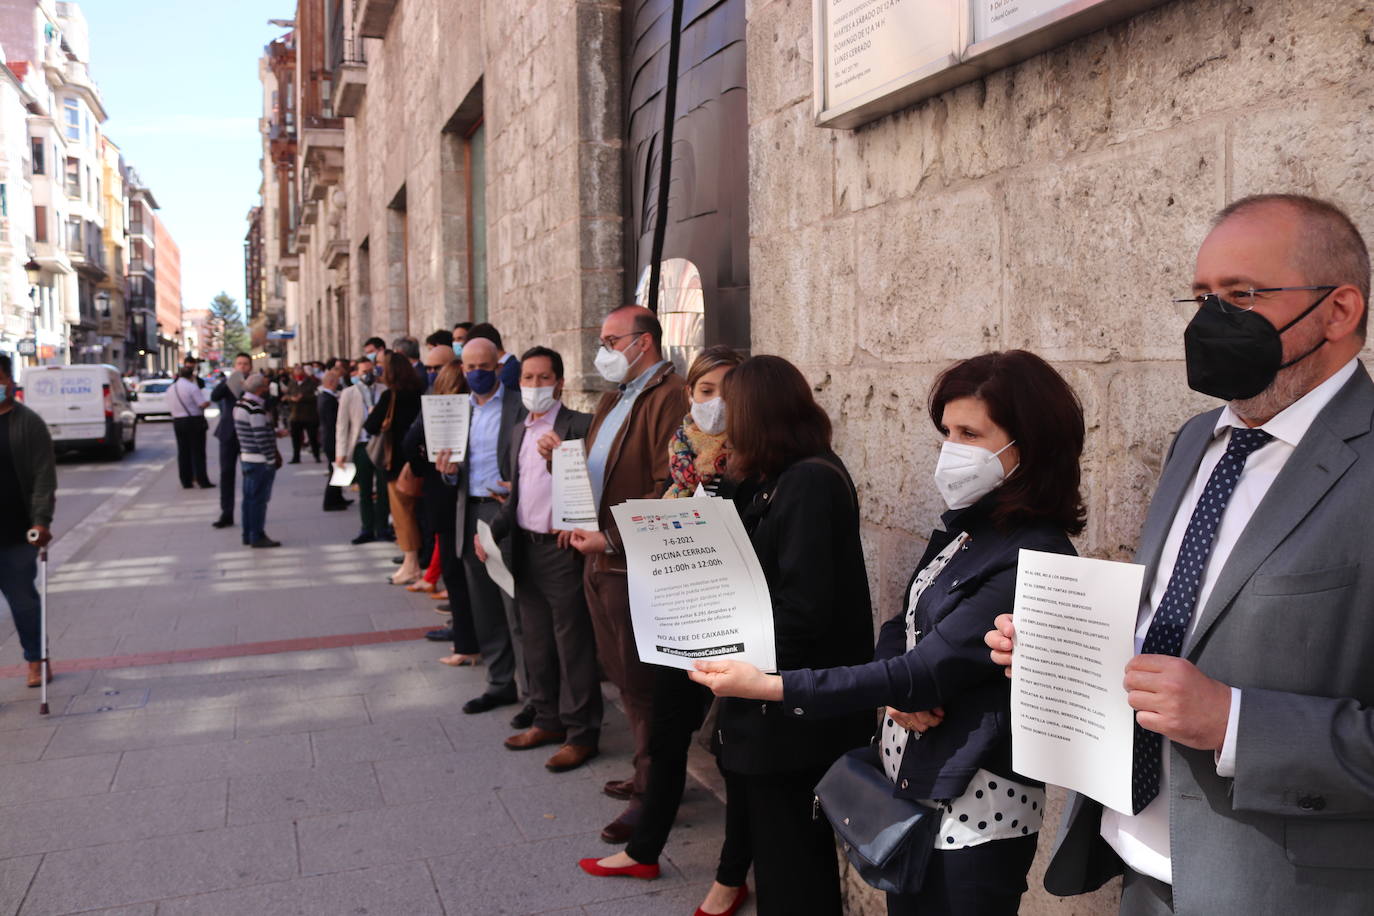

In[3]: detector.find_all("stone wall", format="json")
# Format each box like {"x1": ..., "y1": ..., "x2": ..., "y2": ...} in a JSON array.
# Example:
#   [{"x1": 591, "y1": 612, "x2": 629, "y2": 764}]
[{"x1": 744, "y1": 0, "x2": 1374, "y2": 912}]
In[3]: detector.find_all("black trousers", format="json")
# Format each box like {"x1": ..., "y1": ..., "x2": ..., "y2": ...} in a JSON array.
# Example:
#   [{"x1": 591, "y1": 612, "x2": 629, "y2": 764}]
[
  {"x1": 172, "y1": 416, "x2": 212, "y2": 486},
  {"x1": 461, "y1": 501, "x2": 516, "y2": 699},
  {"x1": 722, "y1": 763, "x2": 840, "y2": 915},
  {"x1": 438, "y1": 521, "x2": 479, "y2": 655},
  {"x1": 885, "y1": 833, "x2": 1038, "y2": 916},
  {"x1": 217, "y1": 436, "x2": 239, "y2": 520},
  {"x1": 289, "y1": 420, "x2": 320, "y2": 460},
  {"x1": 626, "y1": 667, "x2": 749, "y2": 879}
]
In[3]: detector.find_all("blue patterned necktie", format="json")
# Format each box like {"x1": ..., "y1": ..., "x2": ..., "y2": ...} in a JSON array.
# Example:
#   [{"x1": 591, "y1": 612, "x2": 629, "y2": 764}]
[{"x1": 1130, "y1": 426, "x2": 1273, "y2": 814}]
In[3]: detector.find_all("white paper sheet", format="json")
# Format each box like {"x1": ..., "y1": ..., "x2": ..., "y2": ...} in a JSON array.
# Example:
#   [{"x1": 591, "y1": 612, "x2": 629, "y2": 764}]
[
  {"x1": 476, "y1": 519, "x2": 515, "y2": 599},
  {"x1": 330, "y1": 462, "x2": 357, "y2": 487},
  {"x1": 1010, "y1": 549, "x2": 1144, "y2": 815},
  {"x1": 610, "y1": 498, "x2": 777, "y2": 672},
  {"x1": 552, "y1": 440, "x2": 599, "y2": 531},
  {"x1": 421, "y1": 394, "x2": 471, "y2": 461}
]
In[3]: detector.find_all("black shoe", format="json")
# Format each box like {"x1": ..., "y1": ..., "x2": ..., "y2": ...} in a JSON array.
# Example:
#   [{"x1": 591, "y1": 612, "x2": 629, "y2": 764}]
[
  {"x1": 250, "y1": 537, "x2": 282, "y2": 548},
  {"x1": 425, "y1": 627, "x2": 454, "y2": 642},
  {"x1": 323, "y1": 503, "x2": 350, "y2": 512},
  {"x1": 351, "y1": 531, "x2": 376, "y2": 545},
  {"x1": 289, "y1": 458, "x2": 301, "y2": 464},
  {"x1": 434, "y1": 603, "x2": 451, "y2": 612},
  {"x1": 392, "y1": 556, "x2": 404, "y2": 565},
  {"x1": 380, "y1": 528, "x2": 396, "y2": 541},
  {"x1": 463, "y1": 693, "x2": 518, "y2": 715},
  {"x1": 212, "y1": 517, "x2": 234, "y2": 529},
  {"x1": 314, "y1": 455, "x2": 322, "y2": 463},
  {"x1": 198, "y1": 481, "x2": 216, "y2": 489},
  {"x1": 509, "y1": 704, "x2": 536, "y2": 730}
]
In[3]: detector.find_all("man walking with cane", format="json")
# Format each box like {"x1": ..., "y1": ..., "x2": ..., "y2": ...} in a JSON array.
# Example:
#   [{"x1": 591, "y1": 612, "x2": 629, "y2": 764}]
[{"x1": 0, "y1": 354, "x2": 56, "y2": 687}]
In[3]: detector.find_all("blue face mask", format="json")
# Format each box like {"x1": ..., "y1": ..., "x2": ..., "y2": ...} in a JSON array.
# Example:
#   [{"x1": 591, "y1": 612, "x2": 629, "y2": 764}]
[
  {"x1": 425, "y1": 367, "x2": 439, "y2": 387},
  {"x1": 465, "y1": 368, "x2": 498, "y2": 395}
]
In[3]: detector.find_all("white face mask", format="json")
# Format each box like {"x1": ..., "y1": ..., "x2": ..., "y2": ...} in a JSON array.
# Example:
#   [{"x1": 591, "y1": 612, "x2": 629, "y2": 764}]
[
  {"x1": 932, "y1": 440, "x2": 1017, "y2": 511},
  {"x1": 521, "y1": 384, "x2": 559, "y2": 415},
  {"x1": 594, "y1": 335, "x2": 644, "y2": 384},
  {"x1": 690, "y1": 396, "x2": 727, "y2": 435}
]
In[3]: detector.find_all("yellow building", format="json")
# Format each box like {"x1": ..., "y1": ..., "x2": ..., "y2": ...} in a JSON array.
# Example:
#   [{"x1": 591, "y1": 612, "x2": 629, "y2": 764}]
[{"x1": 97, "y1": 134, "x2": 127, "y2": 369}]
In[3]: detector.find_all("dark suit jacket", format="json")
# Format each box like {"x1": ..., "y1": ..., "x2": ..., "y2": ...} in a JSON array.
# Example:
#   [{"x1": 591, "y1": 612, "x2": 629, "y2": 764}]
[
  {"x1": 211, "y1": 379, "x2": 239, "y2": 443},
  {"x1": 782, "y1": 496, "x2": 1074, "y2": 800},
  {"x1": 489, "y1": 402, "x2": 593, "y2": 542},
  {"x1": 1046, "y1": 364, "x2": 1374, "y2": 914},
  {"x1": 317, "y1": 389, "x2": 339, "y2": 457}
]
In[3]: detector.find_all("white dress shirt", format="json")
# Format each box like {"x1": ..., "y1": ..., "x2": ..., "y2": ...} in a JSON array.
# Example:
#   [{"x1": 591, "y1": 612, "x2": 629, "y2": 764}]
[
  {"x1": 167, "y1": 377, "x2": 208, "y2": 419},
  {"x1": 1101, "y1": 358, "x2": 1359, "y2": 883}
]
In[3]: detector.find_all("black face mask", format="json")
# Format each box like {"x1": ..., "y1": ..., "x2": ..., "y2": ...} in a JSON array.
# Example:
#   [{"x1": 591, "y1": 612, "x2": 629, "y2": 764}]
[{"x1": 1183, "y1": 289, "x2": 1334, "y2": 401}]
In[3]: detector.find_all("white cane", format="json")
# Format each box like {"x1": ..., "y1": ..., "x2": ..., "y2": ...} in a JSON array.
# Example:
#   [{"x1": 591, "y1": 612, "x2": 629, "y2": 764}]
[{"x1": 27, "y1": 528, "x2": 49, "y2": 715}]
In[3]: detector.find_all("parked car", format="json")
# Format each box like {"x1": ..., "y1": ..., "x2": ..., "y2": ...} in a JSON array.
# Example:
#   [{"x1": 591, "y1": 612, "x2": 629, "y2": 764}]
[
  {"x1": 133, "y1": 378, "x2": 174, "y2": 418},
  {"x1": 20, "y1": 364, "x2": 137, "y2": 460}
]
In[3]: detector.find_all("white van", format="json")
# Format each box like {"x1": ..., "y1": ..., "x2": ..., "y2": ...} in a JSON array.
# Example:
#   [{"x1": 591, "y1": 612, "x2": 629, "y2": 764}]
[{"x1": 20, "y1": 364, "x2": 137, "y2": 459}]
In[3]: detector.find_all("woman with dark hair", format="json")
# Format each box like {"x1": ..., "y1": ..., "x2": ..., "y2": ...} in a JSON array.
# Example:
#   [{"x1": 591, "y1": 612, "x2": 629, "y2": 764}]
[
  {"x1": 691, "y1": 349, "x2": 1086, "y2": 916},
  {"x1": 402, "y1": 362, "x2": 479, "y2": 666},
  {"x1": 364, "y1": 351, "x2": 425, "y2": 584}
]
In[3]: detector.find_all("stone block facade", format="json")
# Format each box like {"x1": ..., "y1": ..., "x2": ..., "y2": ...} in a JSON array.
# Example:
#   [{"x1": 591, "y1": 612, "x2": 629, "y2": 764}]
[{"x1": 746, "y1": 0, "x2": 1374, "y2": 911}]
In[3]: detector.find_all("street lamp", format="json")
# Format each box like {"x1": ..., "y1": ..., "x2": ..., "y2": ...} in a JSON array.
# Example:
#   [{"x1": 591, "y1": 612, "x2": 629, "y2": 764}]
[{"x1": 95, "y1": 290, "x2": 110, "y2": 317}]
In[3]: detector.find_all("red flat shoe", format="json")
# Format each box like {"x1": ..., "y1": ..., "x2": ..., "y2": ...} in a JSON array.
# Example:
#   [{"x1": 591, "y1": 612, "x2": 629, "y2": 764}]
[
  {"x1": 577, "y1": 857, "x2": 660, "y2": 880},
  {"x1": 694, "y1": 885, "x2": 749, "y2": 916}
]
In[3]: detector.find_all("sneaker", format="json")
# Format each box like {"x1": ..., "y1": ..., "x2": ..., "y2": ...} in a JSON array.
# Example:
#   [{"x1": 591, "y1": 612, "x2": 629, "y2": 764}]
[{"x1": 351, "y1": 531, "x2": 377, "y2": 545}]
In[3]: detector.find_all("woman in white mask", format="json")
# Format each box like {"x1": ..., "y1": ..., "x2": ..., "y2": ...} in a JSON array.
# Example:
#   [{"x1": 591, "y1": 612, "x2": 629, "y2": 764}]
[
  {"x1": 664, "y1": 345, "x2": 744, "y2": 497},
  {"x1": 688, "y1": 350, "x2": 1087, "y2": 916}
]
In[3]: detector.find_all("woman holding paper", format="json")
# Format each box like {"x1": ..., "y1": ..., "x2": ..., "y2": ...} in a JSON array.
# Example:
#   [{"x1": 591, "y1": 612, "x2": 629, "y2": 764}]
[
  {"x1": 363, "y1": 351, "x2": 425, "y2": 584},
  {"x1": 690, "y1": 350, "x2": 1087, "y2": 916}
]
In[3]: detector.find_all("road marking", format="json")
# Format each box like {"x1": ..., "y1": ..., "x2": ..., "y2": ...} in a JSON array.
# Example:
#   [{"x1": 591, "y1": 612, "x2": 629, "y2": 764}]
[{"x1": 49, "y1": 458, "x2": 166, "y2": 567}]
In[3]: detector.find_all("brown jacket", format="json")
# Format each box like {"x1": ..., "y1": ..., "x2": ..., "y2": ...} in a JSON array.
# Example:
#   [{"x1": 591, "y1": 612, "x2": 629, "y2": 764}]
[{"x1": 588, "y1": 361, "x2": 690, "y2": 569}]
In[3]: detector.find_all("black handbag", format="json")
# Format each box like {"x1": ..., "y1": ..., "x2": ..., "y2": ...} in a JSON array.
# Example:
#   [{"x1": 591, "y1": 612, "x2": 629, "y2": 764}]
[{"x1": 814, "y1": 743, "x2": 941, "y2": 896}]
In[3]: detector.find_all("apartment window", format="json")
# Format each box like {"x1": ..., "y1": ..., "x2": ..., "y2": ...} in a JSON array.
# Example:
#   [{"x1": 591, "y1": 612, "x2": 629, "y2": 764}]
[
  {"x1": 34, "y1": 205, "x2": 47, "y2": 243},
  {"x1": 30, "y1": 138, "x2": 44, "y2": 175},
  {"x1": 65, "y1": 157, "x2": 80, "y2": 199},
  {"x1": 67, "y1": 217, "x2": 81, "y2": 252},
  {"x1": 1, "y1": 184, "x2": 8, "y2": 218},
  {"x1": 63, "y1": 97, "x2": 79, "y2": 141}
]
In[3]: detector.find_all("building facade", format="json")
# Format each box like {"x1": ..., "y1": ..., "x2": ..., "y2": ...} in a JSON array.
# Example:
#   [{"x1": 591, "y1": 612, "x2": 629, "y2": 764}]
[
  {"x1": 253, "y1": 3, "x2": 1374, "y2": 910},
  {"x1": 151, "y1": 205, "x2": 181, "y2": 368}
]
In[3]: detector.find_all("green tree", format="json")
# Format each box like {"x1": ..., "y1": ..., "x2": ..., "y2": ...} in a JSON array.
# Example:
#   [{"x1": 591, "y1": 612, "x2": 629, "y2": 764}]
[{"x1": 209, "y1": 292, "x2": 250, "y2": 363}]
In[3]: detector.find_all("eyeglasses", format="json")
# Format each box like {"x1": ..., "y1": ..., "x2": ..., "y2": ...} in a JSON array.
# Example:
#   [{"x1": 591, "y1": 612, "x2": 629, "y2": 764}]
[
  {"x1": 1172, "y1": 286, "x2": 1337, "y2": 315},
  {"x1": 599, "y1": 331, "x2": 644, "y2": 350}
]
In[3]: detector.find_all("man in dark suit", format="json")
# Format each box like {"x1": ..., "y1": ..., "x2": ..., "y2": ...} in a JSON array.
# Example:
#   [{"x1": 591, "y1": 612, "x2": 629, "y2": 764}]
[
  {"x1": 317, "y1": 368, "x2": 350, "y2": 511},
  {"x1": 481, "y1": 346, "x2": 600, "y2": 772},
  {"x1": 210, "y1": 352, "x2": 252, "y2": 528},
  {"x1": 989, "y1": 194, "x2": 1374, "y2": 914},
  {"x1": 283, "y1": 365, "x2": 320, "y2": 463},
  {"x1": 434, "y1": 336, "x2": 525, "y2": 716}
]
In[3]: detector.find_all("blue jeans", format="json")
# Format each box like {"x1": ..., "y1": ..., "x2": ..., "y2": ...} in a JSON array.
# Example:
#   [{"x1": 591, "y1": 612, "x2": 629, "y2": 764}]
[
  {"x1": 240, "y1": 461, "x2": 277, "y2": 545},
  {"x1": 0, "y1": 544, "x2": 41, "y2": 661}
]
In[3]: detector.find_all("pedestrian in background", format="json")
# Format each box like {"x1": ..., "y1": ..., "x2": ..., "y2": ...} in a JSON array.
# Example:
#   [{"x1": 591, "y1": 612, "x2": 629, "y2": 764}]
[
  {"x1": 337, "y1": 355, "x2": 390, "y2": 544},
  {"x1": 317, "y1": 367, "x2": 351, "y2": 512},
  {"x1": 0, "y1": 354, "x2": 56, "y2": 688},
  {"x1": 364, "y1": 350, "x2": 424, "y2": 582},
  {"x1": 234, "y1": 373, "x2": 284, "y2": 549},
  {"x1": 466, "y1": 323, "x2": 521, "y2": 390},
  {"x1": 284, "y1": 364, "x2": 321, "y2": 463},
  {"x1": 211, "y1": 352, "x2": 251, "y2": 528},
  {"x1": 168, "y1": 363, "x2": 214, "y2": 489}
]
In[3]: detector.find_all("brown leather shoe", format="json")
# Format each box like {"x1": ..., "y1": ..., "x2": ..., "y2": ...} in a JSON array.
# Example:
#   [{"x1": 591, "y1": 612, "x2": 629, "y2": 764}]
[
  {"x1": 503, "y1": 727, "x2": 567, "y2": 751},
  {"x1": 26, "y1": 661, "x2": 52, "y2": 688},
  {"x1": 599, "y1": 802, "x2": 642, "y2": 844},
  {"x1": 545, "y1": 744, "x2": 599, "y2": 772},
  {"x1": 602, "y1": 777, "x2": 635, "y2": 800}
]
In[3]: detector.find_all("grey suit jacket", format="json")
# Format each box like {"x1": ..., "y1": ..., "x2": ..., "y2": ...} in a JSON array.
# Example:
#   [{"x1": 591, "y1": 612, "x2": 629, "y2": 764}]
[
  {"x1": 450, "y1": 385, "x2": 524, "y2": 549},
  {"x1": 1046, "y1": 364, "x2": 1374, "y2": 914},
  {"x1": 488, "y1": 402, "x2": 593, "y2": 543}
]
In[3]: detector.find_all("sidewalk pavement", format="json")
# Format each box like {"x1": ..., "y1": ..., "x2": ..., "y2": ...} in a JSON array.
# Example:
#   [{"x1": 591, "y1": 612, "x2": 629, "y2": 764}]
[{"x1": 0, "y1": 423, "x2": 749, "y2": 915}]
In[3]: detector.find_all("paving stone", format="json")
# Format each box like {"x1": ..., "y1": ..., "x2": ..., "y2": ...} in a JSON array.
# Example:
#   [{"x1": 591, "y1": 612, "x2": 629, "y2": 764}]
[
  {"x1": 0, "y1": 779, "x2": 226, "y2": 859},
  {"x1": 155, "y1": 861, "x2": 445, "y2": 915},
  {"x1": 0, "y1": 855, "x2": 40, "y2": 916},
  {"x1": 498, "y1": 778, "x2": 632, "y2": 842},
  {"x1": 234, "y1": 695, "x2": 371, "y2": 739},
  {"x1": 0, "y1": 726, "x2": 53, "y2": 764},
  {"x1": 583, "y1": 884, "x2": 757, "y2": 916},
  {"x1": 113, "y1": 732, "x2": 312, "y2": 790},
  {"x1": 0, "y1": 670, "x2": 94, "y2": 708},
  {"x1": 0, "y1": 752, "x2": 119, "y2": 807},
  {"x1": 430, "y1": 831, "x2": 687, "y2": 915},
  {"x1": 41, "y1": 707, "x2": 235, "y2": 759},
  {"x1": 228, "y1": 761, "x2": 384, "y2": 825},
  {"x1": 295, "y1": 793, "x2": 520, "y2": 876},
  {"x1": 20, "y1": 822, "x2": 298, "y2": 916},
  {"x1": 373, "y1": 745, "x2": 598, "y2": 808},
  {"x1": 309, "y1": 717, "x2": 454, "y2": 766}
]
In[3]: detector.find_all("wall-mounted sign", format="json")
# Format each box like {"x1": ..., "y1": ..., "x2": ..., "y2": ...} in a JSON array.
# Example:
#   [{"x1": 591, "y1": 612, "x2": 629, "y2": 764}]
[{"x1": 814, "y1": 0, "x2": 1171, "y2": 129}]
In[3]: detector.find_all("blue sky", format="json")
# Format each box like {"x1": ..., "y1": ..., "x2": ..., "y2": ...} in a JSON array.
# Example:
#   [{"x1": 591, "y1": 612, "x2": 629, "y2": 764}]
[{"x1": 80, "y1": 0, "x2": 290, "y2": 320}]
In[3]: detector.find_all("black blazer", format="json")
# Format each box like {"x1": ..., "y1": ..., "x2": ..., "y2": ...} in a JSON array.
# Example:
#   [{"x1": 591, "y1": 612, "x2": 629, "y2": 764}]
[
  {"x1": 781, "y1": 496, "x2": 1075, "y2": 800},
  {"x1": 317, "y1": 389, "x2": 339, "y2": 457},
  {"x1": 489, "y1": 402, "x2": 593, "y2": 542},
  {"x1": 714, "y1": 451, "x2": 876, "y2": 775},
  {"x1": 210, "y1": 379, "x2": 238, "y2": 443}
]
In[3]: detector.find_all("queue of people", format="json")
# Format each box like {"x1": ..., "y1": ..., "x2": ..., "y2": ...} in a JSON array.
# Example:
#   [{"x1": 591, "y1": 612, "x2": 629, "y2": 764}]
[{"x1": 181, "y1": 192, "x2": 1374, "y2": 916}]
